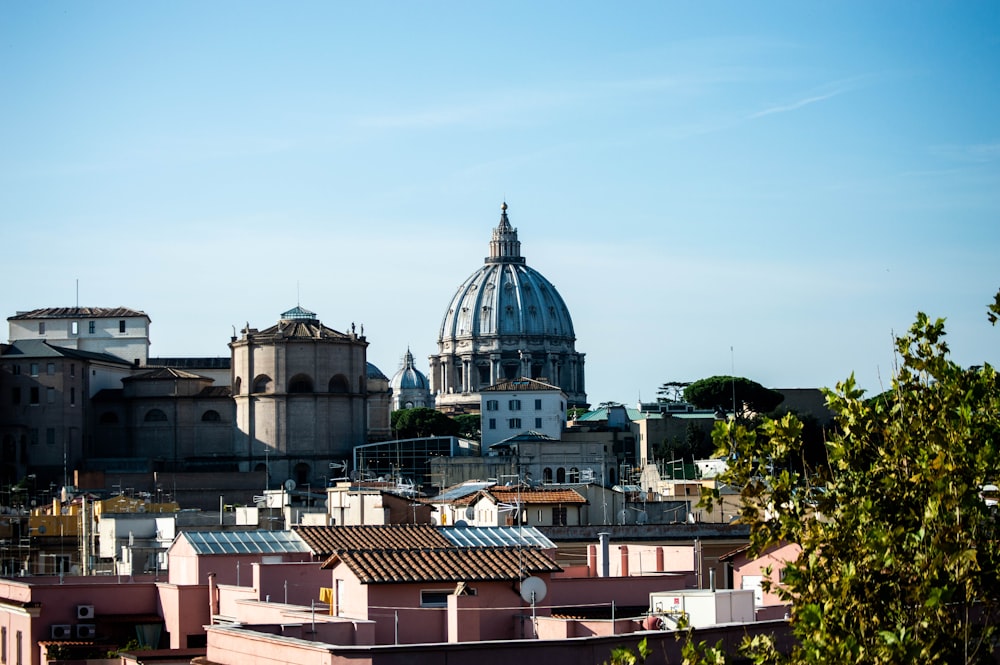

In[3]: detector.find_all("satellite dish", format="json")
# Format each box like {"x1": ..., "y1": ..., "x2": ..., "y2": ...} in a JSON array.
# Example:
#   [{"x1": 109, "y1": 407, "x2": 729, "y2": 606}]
[
  {"x1": 465, "y1": 505, "x2": 475, "y2": 520},
  {"x1": 284, "y1": 479, "x2": 296, "y2": 491},
  {"x1": 618, "y1": 509, "x2": 629, "y2": 525},
  {"x1": 519, "y1": 576, "x2": 548, "y2": 605},
  {"x1": 637, "y1": 512, "x2": 649, "y2": 525}
]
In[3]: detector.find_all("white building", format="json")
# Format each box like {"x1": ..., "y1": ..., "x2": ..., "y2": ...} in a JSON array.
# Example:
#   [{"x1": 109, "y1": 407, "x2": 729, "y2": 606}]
[
  {"x1": 8, "y1": 306, "x2": 152, "y2": 367},
  {"x1": 479, "y1": 377, "x2": 566, "y2": 448}
]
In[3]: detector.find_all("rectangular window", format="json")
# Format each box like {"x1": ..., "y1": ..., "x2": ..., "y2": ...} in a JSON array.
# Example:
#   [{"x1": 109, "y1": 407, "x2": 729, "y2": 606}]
[
  {"x1": 509, "y1": 399, "x2": 521, "y2": 411},
  {"x1": 46, "y1": 387, "x2": 55, "y2": 404},
  {"x1": 12, "y1": 365, "x2": 20, "y2": 375},
  {"x1": 508, "y1": 418, "x2": 522, "y2": 429},
  {"x1": 535, "y1": 399, "x2": 542, "y2": 410},
  {"x1": 488, "y1": 418, "x2": 496, "y2": 430},
  {"x1": 11, "y1": 388, "x2": 20, "y2": 405},
  {"x1": 552, "y1": 506, "x2": 568, "y2": 526},
  {"x1": 29, "y1": 429, "x2": 38, "y2": 446},
  {"x1": 88, "y1": 321, "x2": 96, "y2": 334},
  {"x1": 119, "y1": 320, "x2": 126, "y2": 333},
  {"x1": 29, "y1": 363, "x2": 38, "y2": 377},
  {"x1": 38, "y1": 322, "x2": 45, "y2": 335},
  {"x1": 47, "y1": 362, "x2": 55, "y2": 375},
  {"x1": 70, "y1": 387, "x2": 76, "y2": 406},
  {"x1": 15, "y1": 630, "x2": 21, "y2": 665},
  {"x1": 420, "y1": 590, "x2": 452, "y2": 608},
  {"x1": 71, "y1": 321, "x2": 79, "y2": 335},
  {"x1": 46, "y1": 428, "x2": 55, "y2": 445},
  {"x1": 535, "y1": 417, "x2": 542, "y2": 428},
  {"x1": 70, "y1": 363, "x2": 75, "y2": 377},
  {"x1": 29, "y1": 387, "x2": 39, "y2": 405},
  {"x1": 485, "y1": 399, "x2": 498, "y2": 411},
  {"x1": 2, "y1": 625, "x2": 6, "y2": 664}
]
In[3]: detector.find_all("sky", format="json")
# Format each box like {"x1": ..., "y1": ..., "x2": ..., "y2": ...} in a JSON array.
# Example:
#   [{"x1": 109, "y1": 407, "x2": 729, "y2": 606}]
[{"x1": 2, "y1": 2, "x2": 998, "y2": 408}]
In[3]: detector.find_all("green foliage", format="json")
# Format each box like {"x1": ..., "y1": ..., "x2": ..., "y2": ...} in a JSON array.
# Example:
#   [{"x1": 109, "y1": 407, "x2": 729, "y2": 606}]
[
  {"x1": 657, "y1": 421, "x2": 714, "y2": 464},
  {"x1": 703, "y1": 290, "x2": 1000, "y2": 664},
  {"x1": 390, "y1": 407, "x2": 460, "y2": 439},
  {"x1": 605, "y1": 637, "x2": 651, "y2": 665},
  {"x1": 452, "y1": 413, "x2": 481, "y2": 440},
  {"x1": 684, "y1": 376, "x2": 784, "y2": 421},
  {"x1": 658, "y1": 381, "x2": 691, "y2": 402},
  {"x1": 567, "y1": 407, "x2": 589, "y2": 420}
]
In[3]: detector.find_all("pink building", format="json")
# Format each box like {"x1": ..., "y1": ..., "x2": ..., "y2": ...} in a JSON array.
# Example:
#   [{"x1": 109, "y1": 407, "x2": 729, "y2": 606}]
[{"x1": 721, "y1": 542, "x2": 801, "y2": 620}]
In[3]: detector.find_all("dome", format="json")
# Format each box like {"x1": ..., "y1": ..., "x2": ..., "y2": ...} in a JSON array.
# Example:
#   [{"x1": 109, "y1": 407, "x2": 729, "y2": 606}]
[
  {"x1": 439, "y1": 205, "x2": 575, "y2": 342},
  {"x1": 430, "y1": 203, "x2": 587, "y2": 411},
  {"x1": 391, "y1": 349, "x2": 429, "y2": 391},
  {"x1": 367, "y1": 362, "x2": 388, "y2": 381}
]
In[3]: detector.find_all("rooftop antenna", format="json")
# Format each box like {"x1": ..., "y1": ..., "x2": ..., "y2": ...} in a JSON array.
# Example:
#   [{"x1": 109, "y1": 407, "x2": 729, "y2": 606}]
[
  {"x1": 75, "y1": 278, "x2": 79, "y2": 308},
  {"x1": 297, "y1": 281, "x2": 300, "y2": 307}
]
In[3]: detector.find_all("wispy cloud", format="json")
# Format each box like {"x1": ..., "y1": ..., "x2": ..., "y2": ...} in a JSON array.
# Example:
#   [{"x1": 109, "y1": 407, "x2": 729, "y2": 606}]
[
  {"x1": 929, "y1": 142, "x2": 1000, "y2": 164},
  {"x1": 749, "y1": 79, "x2": 859, "y2": 119}
]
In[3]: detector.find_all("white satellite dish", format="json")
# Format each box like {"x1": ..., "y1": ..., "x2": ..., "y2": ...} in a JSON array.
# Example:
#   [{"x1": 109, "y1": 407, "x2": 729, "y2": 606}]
[
  {"x1": 464, "y1": 505, "x2": 475, "y2": 520},
  {"x1": 618, "y1": 509, "x2": 629, "y2": 525},
  {"x1": 519, "y1": 576, "x2": 548, "y2": 605},
  {"x1": 284, "y1": 479, "x2": 296, "y2": 491}
]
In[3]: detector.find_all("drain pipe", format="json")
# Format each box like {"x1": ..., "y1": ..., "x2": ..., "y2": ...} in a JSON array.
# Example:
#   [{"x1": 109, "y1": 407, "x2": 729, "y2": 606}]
[{"x1": 599, "y1": 532, "x2": 610, "y2": 578}]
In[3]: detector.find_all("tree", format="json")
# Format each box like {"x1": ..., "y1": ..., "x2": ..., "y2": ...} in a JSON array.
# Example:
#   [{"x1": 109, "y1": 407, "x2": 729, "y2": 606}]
[
  {"x1": 452, "y1": 413, "x2": 481, "y2": 440},
  {"x1": 684, "y1": 375, "x2": 784, "y2": 421},
  {"x1": 702, "y1": 291, "x2": 1000, "y2": 664},
  {"x1": 657, "y1": 381, "x2": 691, "y2": 403},
  {"x1": 391, "y1": 407, "x2": 460, "y2": 439}
]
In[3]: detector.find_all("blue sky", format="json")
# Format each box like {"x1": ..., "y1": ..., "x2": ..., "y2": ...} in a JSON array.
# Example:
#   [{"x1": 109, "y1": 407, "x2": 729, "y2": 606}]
[{"x1": 2, "y1": 2, "x2": 998, "y2": 407}]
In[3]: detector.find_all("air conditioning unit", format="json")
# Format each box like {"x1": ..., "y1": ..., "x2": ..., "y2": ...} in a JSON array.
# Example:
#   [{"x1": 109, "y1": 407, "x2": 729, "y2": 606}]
[
  {"x1": 76, "y1": 624, "x2": 96, "y2": 639},
  {"x1": 50, "y1": 625, "x2": 72, "y2": 640},
  {"x1": 76, "y1": 604, "x2": 95, "y2": 620}
]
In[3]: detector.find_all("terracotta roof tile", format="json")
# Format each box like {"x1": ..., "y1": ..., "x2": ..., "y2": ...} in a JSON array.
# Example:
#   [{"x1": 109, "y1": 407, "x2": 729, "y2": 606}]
[
  {"x1": 293, "y1": 525, "x2": 449, "y2": 558},
  {"x1": 441, "y1": 486, "x2": 587, "y2": 507},
  {"x1": 322, "y1": 546, "x2": 561, "y2": 583},
  {"x1": 9, "y1": 307, "x2": 148, "y2": 320}
]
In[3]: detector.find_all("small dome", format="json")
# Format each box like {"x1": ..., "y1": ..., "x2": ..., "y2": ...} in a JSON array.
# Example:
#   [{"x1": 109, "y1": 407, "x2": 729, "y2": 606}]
[
  {"x1": 367, "y1": 362, "x2": 388, "y2": 381},
  {"x1": 391, "y1": 349, "x2": 429, "y2": 390}
]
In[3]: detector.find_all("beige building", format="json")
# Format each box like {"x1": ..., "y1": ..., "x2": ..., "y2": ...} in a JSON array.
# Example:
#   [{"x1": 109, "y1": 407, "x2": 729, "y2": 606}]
[{"x1": 230, "y1": 306, "x2": 369, "y2": 485}]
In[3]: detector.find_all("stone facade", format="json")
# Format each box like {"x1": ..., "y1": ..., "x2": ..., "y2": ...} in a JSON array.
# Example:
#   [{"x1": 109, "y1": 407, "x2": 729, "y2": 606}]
[
  {"x1": 430, "y1": 204, "x2": 587, "y2": 413},
  {"x1": 229, "y1": 306, "x2": 369, "y2": 485}
]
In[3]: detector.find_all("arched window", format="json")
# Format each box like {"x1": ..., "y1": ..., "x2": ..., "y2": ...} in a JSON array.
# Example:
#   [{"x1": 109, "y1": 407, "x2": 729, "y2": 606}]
[
  {"x1": 556, "y1": 467, "x2": 566, "y2": 483},
  {"x1": 568, "y1": 467, "x2": 580, "y2": 483},
  {"x1": 99, "y1": 412, "x2": 119, "y2": 424},
  {"x1": 328, "y1": 374, "x2": 350, "y2": 393},
  {"x1": 542, "y1": 467, "x2": 553, "y2": 483},
  {"x1": 253, "y1": 375, "x2": 273, "y2": 393},
  {"x1": 201, "y1": 410, "x2": 221, "y2": 422},
  {"x1": 233, "y1": 377, "x2": 242, "y2": 394},
  {"x1": 144, "y1": 409, "x2": 167, "y2": 423},
  {"x1": 288, "y1": 374, "x2": 314, "y2": 393}
]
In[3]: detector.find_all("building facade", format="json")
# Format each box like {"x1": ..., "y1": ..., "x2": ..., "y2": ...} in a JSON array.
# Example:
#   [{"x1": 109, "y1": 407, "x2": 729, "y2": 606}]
[
  {"x1": 229, "y1": 306, "x2": 369, "y2": 485},
  {"x1": 430, "y1": 204, "x2": 587, "y2": 413}
]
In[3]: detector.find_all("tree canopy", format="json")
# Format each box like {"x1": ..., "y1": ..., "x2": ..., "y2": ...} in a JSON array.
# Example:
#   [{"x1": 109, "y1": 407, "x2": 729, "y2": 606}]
[
  {"x1": 699, "y1": 290, "x2": 1000, "y2": 664},
  {"x1": 683, "y1": 375, "x2": 784, "y2": 420},
  {"x1": 390, "y1": 407, "x2": 460, "y2": 439}
]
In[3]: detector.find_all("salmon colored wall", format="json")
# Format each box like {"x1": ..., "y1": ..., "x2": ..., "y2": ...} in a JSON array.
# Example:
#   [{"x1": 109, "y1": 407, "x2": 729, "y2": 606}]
[
  {"x1": 732, "y1": 543, "x2": 800, "y2": 607},
  {"x1": 157, "y1": 582, "x2": 210, "y2": 648}
]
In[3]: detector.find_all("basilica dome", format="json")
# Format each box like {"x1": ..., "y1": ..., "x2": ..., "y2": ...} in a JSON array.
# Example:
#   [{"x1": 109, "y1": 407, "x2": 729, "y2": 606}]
[
  {"x1": 430, "y1": 204, "x2": 587, "y2": 412},
  {"x1": 390, "y1": 348, "x2": 433, "y2": 410}
]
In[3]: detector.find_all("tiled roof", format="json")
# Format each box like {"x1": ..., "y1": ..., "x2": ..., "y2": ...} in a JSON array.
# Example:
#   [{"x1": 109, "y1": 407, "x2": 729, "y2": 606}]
[
  {"x1": 8, "y1": 307, "x2": 148, "y2": 320},
  {"x1": 124, "y1": 367, "x2": 204, "y2": 381},
  {"x1": 293, "y1": 525, "x2": 450, "y2": 558},
  {"x1": 0, "y1": 340, "x2": 132, "y2": 365},
  {"x1": 445, "y1": 486, "x2": 587, "y2": 507},
  {"x1": 322, "y1": 546, "x2": 561, "y2": 583},
  {"x1": 481, "y1": 377, "x2": 561, "y2": 393},
  {"x1": 431, "y1": 480, "x2": 495, "y2": 502}
]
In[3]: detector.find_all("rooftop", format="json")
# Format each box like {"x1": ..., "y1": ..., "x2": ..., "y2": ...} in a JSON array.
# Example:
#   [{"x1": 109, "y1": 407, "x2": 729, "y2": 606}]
[
  {"x1": 177, "y1": 530, "x2": 312, "y2": 556},
  {"x1": 322, "y1": 546, "x2": 561, "y2": 584}
]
